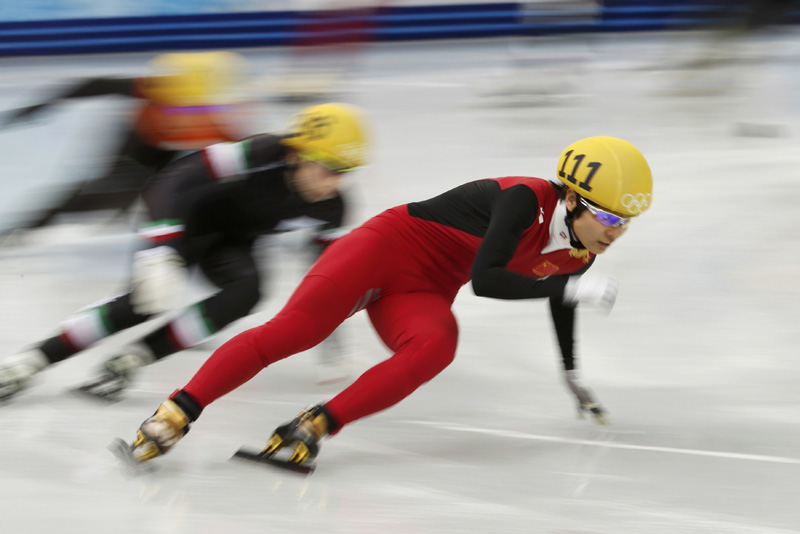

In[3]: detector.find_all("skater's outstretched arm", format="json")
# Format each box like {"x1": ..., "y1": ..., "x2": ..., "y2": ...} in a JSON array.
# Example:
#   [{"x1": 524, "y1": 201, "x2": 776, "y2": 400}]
[
  {"x1": 2, "y1": 77, "x2": 138, "y2": 128},
  {"x1": 549, "y1": 295, "x2": 610, "y2": 425}
]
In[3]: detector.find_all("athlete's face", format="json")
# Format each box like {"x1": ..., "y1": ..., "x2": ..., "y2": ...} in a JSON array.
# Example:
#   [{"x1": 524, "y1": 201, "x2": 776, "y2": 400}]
[
  {"x1": 290, "y1": 156, "x2": 344, "y2": 203},
  {"x1": 566, "y1": 190, "x2": 628, "y2": 255}
]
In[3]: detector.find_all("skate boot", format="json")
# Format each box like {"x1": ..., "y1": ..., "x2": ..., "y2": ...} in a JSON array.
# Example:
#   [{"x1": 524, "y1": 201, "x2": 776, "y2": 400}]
[
  {"x1": 75, "y1": 343, "x2": 154, "y2": 401},
  {"x1": 0, "y1": 349, "x2": 49, "y2": 402},
  {"x1": 129, "y1": 399, "x2": 191, "y2": 463},
  {"x1": 262, "y1": 405, "x2": 333, "y2": 466}
]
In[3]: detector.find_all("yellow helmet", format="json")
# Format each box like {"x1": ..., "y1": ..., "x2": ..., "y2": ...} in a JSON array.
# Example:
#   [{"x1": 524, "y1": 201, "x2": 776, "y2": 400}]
[
  {"x1": 557, "y1": 136, "x2": 652, "y2": 217},
  {"x1": 282, "y1": 103, "x2": 370, "y2": 172},
  {"x1": 137, "y1": 51, "x2": 246, "y2": 106}
]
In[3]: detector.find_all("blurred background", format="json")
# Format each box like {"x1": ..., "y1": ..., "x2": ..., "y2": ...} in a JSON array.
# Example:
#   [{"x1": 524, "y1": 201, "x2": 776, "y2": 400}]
[{"x1": 1, "y1": 1, "x2": 800, "y2": 533}]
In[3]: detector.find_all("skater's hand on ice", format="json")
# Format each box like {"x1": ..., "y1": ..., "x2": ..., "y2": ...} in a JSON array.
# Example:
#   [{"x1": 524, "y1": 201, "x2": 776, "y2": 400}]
[
  {"x1": 564, "y1": 369, "x2": 610, "y2": 425},
  {"x1": 562, "y1": 274, "x2": 617, "y2": 313}
]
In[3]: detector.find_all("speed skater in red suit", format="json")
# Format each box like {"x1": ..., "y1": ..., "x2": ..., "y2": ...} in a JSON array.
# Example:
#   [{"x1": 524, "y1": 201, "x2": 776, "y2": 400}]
[{"x1": 125, "y1": 135, "x2": 653, "y2": 468}]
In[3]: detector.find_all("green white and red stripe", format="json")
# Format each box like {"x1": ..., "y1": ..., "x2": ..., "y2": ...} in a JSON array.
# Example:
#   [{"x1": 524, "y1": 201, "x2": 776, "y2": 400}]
[
  {"x1": 313, "y1": 226, "x2": 351, "y2": 244},
  {"x1": 60, "y1": 305, "x2": 114, "y2": 350},
  {"x1": 202, "y1": 140, "x2": 251, "y2": 179},
  {"x1": 138, "y1": 219, "x2": 185, "y2": 242},
  {"x1": 166, "y1": 304, "x2": 216, "y2": 351}
]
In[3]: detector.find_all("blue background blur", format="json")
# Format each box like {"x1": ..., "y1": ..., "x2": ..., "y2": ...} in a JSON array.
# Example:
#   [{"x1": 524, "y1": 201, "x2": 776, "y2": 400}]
[{"x1": 4, "y1": 1, "x2": 796, "y2": 57}]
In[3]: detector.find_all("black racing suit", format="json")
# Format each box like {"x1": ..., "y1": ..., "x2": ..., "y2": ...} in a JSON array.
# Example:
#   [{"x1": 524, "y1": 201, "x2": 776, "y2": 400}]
[
  {"x1": 2, "y1": 76, "x2": 235, "y2": 231},
  {"x1": 40, "y1": 134, "x2": 347, "y2": 363}
]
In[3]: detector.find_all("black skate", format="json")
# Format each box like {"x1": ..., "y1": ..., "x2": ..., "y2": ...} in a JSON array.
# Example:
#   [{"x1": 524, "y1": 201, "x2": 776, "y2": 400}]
[
  {"x1": 0, "y1": 350, "x2": 47, "y2": 402},
  {"x1": 0, "y1": 365, "x2": 32, "y2": 402},
  {"x1": 73, "y1": 371, "x2": 129, "y2": 402},
  {"x1": 232, "y1": 405, "x2": 332, "y2": 475},
  {"x1": 73, "y1": 346, "x2": 153, "y2": 402}
]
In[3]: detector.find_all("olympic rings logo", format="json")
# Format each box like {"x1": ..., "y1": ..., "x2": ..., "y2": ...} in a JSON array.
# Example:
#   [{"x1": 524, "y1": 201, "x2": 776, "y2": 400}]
[{"x1": 620, "y1": 193, "x2": 650, "y2": 214}]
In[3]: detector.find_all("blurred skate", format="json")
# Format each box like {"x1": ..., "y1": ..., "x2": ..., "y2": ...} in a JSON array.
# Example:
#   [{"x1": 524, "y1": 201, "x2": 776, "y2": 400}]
[
  {"x1": 0, "y1": 349, "x2": 49, "y2": 402},
  {"x1": 73, "y1": 343, "x2": 154, "y2": 402}
]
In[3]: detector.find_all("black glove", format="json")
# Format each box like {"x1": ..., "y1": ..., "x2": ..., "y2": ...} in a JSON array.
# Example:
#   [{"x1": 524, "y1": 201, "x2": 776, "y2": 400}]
[{"x1": 564, "y1": 369, "x2": 610, "y2": 425}]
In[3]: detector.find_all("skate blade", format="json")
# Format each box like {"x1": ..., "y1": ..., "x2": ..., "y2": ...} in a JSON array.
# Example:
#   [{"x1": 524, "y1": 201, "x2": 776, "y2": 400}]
[
  {"x1": 108, "y1": 438, "x2": 151, "y2": 476},
  {"x1": 70, "y1": 385, "x2": 123, "y2": 404},
  {"x1": 231, "y1": 448, "x2": 316, "y2": 475}
]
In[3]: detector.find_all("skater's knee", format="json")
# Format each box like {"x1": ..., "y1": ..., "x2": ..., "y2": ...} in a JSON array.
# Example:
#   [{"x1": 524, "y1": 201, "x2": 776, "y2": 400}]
[
  {"x1": 235, "y1": 275, "x2": 262, "y2": 313},
  {"x1": 215, "y1": 273, "x2": 262, "y2": 317},
  {"x1": 200, "y1": 248, "x2": 260, "y2": 290},
  {"x1": 422, "y1": 336, "x2": 457, "y2": 373},
  {"x1": 399, "y1": 334, "x2": 457, "y2": 386},
  {"x1": 250, "y1": 308, "x2": 337, "y2": 365}
]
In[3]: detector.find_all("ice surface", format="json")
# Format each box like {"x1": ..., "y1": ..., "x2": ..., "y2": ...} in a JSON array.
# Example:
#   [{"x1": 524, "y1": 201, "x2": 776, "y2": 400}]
[{"x1": 0, "y1": 31, "x2": 799, "y2": 533}]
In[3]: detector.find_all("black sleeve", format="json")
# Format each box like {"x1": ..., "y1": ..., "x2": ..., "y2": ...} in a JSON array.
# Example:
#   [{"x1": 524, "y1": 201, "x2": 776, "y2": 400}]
[
  {"x1": 307, "y1": 192, "x2": 347, "y2": 259},
  {"x1": 471, "y1": 184, "x2": 570, "y2": 300},
  {"x1": 4, "y1": 77, "x2": 137, "y2": 124},
  {"x1": 548, "y1": 259, "x2": 593, "y2": 371},
  {"x1": 317, "y1": 192, "x2": 346, "y2": 231},
  {"x1": 51, "y1": 77, "x2": 138, "y2": 99},
  {"x1": 549, "y1": 295, "x2": 576, "y2": 371},
  {"x1": 141, "y1": 152, "x2": 217, "y2": 224}
]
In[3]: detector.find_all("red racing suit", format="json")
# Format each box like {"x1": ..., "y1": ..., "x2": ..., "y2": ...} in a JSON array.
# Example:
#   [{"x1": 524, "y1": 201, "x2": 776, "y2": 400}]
[{"x1": 181, "y1": 176, "x2": 596, "y2": 429}]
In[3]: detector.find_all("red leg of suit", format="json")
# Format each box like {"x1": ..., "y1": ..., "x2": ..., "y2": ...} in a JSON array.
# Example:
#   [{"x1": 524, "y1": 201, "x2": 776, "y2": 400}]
[
  {"x1": 181, "y1": 219, "x2": 460, "y2": 432},
  {"x1": 182, "y1": 273, "x2": 352, "y2": 407},
  {"x1": 325, "y1": 291, "x2": 459, "y2": 429},
  {"x1": 181, "y1": 226, "x2": 394, "y2": 408}
]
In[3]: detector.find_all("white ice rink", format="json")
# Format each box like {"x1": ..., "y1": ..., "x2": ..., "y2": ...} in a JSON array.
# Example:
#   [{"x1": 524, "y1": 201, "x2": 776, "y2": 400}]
[{"x1": 1, "y1": 30, "x2": 799, "y2": 533}]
